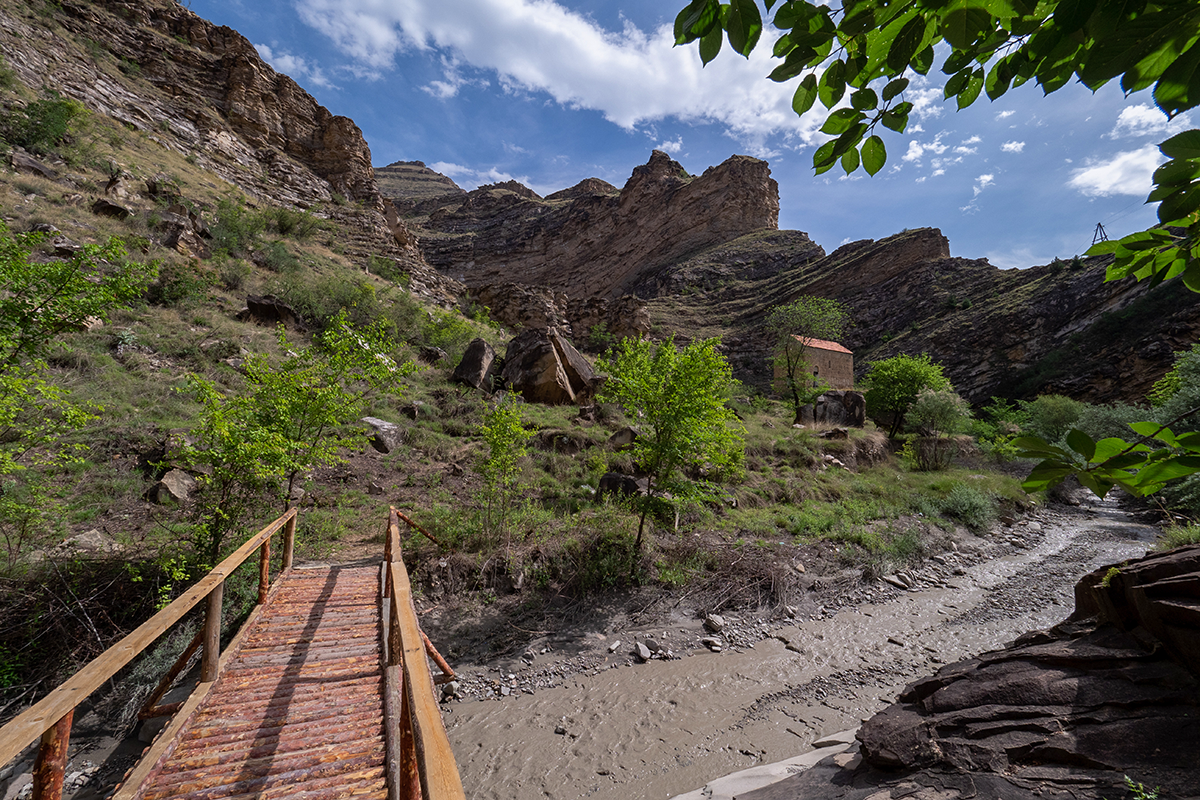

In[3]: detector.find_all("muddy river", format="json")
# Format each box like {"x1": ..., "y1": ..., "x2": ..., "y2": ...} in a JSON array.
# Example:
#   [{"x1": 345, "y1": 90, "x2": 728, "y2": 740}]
[{"x1": 440, "y1": 498, "x2": 1160, "y2": 800}]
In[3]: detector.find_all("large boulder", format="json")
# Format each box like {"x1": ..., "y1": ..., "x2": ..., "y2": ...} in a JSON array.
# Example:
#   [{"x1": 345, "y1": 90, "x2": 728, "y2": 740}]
[
  {"x1": 744, "y1": 544, "x2": 1200, "y2": 800},
  {"x1": 362, "y1": 417, "x2": 403, "y2": 454},
  {"x1": 799, "y1": 391, "x2": 866, "y2": 427},
  {"x1": 452, "y1": 338, "x2": 497, "y2": 390},
  {"x1": 501, "y1": 327, "x2": 600, "y2": 405}
]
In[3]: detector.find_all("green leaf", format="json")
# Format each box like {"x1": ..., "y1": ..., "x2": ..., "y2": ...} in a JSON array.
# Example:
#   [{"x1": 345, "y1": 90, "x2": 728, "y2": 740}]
[
  {"x1": 813, "y1": 140, "x2": 838, "y2": 173},
  {"x1": 1157, "y1": 184, "x2": 1200, "y2": 225},
  {"x1": 912, "y1": 45, "x2": 935, "y2": 75},
  {"x1": 1075, "y1": 470, "x2": 1116, "y2": 498},
  {"x1": 700, "y1": 23, "x2": 724, "y2": 65},
  {"x1": 1066, "y1": 428, "x2": 1096, "y2": 461},
  {"x1": 820, "y1": 108, "x2": 864, "y2": 135},
  {"x1": 1153, "y1": 157, "x2": 1200, "y2": 187},
  {"x1": 674, "y1": 0, "x2": 719, "y2": 44},
  {"x1": 1013, "y1": 436, "x2": 1071, "y2": 459},
  {"x1": 881, "y1": 110, "x2": 908, "y2": 132},
  {"x1": 882, "y1": 77, "x2": 910, "y2": 101},
  {"x1": 941, "y1": 6, "x2": 994, "y2": 50},
  {"x1": 862, "y1": 135, "x2": 886, "y2": 175},
  {"x1": 1153, "y1": 39, "x2": 1200, "y2": 118},
  {"x1": 793, "y1": 73, "x2": 819, "y2": 114},
  {"x1": 944, "y1": 68, "x2": 971, "y2": 99},
  {"x1": 727, "y1": 0, "x2": 763, "y2": 57},
  {"x1": 818, "y1": 60, "x2": 847, "y2": 108},
  {"x1": 985, "y1": 55, "x2": 1015, "y2": 100},
  {"x1": 851, "y1": 88, "x2": 879, "y2": 110},
  {"x1": 769, "y1": 48, "x2": 815, "y2": 81},
  {"x1": 773, "y1": 1, "x2": 812, "y2": 30},
  {"x1": 958, "y1": 68, "x2": 985, "y2": 108},
  {"x1": 841, "y1": 146, "x2": 860, "y2": 174},
  {"x1": 942, "y1": 49, "x2": 973, "y2": 75},
  {"x1": 887, "y1": 15, "x2": 929, "y2": 73},
  {"x1": 1160, "y1": 129, "x2": 1200, "y2": 160}
]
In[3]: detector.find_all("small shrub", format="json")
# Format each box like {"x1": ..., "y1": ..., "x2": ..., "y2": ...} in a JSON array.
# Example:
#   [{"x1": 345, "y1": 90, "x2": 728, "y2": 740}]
[
  {"x1": 266, "y1": 207, "x2": 323, "y2": 239},
  {"x1": 147, "y1": 261, "x2": 213, "y2": 307},
  {"x1": 0, "y1": 55, "x2": 16, "y2": 91},
  {"x1": 258, "y1": 240, "x2": 301, "y2": 273},
  {"x1": 1020, "y1": 394, "x2": 1086, "y2": 443},
  {"x1": 1, "y1": 91, "x2": 86, "y2": 155},
  {"x1": 939, "y1": 483, "x2": 995, "y2": 531},
  {"x1": 210, "y1": 198, "x2": 266, "y2": 256},
  {"x1": 1156, "y1": 521, "x2": 1200, "y2": 550}
]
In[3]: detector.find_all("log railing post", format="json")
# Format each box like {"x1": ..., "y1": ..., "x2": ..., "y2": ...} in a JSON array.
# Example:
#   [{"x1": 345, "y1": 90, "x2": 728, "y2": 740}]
[
  {"x1": 201, "y1": 582, "x2": 223, "y2": 683},
  {"x1": 257, "y1": 538, "x2": 271, "y2": 606},
  {"x1": 31, "y1": 709, "x2": 72, "y2": 800},
  {"x1": 282, "y1": 510, "x2": 296, "y2": 572}
]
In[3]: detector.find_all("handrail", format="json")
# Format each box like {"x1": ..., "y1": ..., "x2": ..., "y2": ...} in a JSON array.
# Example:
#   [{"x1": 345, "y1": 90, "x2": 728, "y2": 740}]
[
  {"x1": 384, "y1": 508, "x2": 465, "y2": 800},
  {"x1": 0, "y1": 507, "x2": 298, "y2": 798}
]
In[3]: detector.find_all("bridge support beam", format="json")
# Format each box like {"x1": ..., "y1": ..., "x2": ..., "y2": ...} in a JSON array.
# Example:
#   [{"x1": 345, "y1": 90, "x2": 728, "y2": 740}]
[{"x1": 32, "y1": 709, "x2": 72, "y2": 800}]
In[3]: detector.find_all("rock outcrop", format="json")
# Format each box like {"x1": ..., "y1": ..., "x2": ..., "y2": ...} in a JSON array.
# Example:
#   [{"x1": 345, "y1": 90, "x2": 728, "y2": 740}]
[
  {"x1": 0, "y1": 0, "x2": 461, "y2": 307},
  {"x1": 394, "y1": 150, "x2": 779, "y2": 299},
  {"x1": 748, "y1": 544, "x2": 1200, "y2": 800},
  {"x1": 501, "y1": 328, "x2": 601, "y2": 405}
]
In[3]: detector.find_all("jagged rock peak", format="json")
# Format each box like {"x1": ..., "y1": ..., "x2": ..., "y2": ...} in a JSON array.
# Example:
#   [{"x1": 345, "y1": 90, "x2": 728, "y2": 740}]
[
  {"x1": 475, "y1": 180, "x2": 542, "y2": 201},
  {"x1": 545, "y1": 178, "x2": 619, "y2": 202},
  {"x1": 405, "y1": 149, "x2": 779, "y2": 298}
]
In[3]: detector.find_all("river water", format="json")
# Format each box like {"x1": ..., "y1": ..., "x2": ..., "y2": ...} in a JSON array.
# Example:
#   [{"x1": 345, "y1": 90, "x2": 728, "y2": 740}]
[{"x1": 441, "y1": 498, "x2": 1160, "y2": 800}]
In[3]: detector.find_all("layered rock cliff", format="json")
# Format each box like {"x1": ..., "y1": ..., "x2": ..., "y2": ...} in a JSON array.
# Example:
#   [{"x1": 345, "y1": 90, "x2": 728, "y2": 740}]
[
  {"x1": 0, "y1": 0, "x2": 460, "y2": 304},
  {"x1": 396, "y1": 150, "x2": 779, "y2": 299}
]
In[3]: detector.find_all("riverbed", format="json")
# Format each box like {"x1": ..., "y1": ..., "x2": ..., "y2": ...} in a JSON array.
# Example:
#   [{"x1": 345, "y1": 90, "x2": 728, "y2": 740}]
[{"x1": 439, "y1": 496, "x2": 1160, "y2": 800}]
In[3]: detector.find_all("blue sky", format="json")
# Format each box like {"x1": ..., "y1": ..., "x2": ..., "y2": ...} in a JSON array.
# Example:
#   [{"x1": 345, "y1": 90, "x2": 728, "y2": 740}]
[{"x1": 187, "y1": 0, "x2": 1194, "y2": 269}]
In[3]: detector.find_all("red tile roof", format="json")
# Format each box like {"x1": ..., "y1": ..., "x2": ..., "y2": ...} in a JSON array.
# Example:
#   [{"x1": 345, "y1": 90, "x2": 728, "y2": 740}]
[{"x1": 791, "y1": 335, "x2": 853, "y2": 354}]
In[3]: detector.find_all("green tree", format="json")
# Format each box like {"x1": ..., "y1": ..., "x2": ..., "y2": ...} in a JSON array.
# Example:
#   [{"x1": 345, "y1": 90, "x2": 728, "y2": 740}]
[
  {"x1": 0, "y1": 223, "x2": 155, "y2": 571},
  {"x1": 863, "y1": 353, "x2": 951, "y2": 438},
  {"x1": 477, "y1": 396, "x2": 533, "y2": 546},
  {"x1": 905, "y1": 388, "x2": 972, "y2": 470},
  {"x1": 186, "y1": 311, "x2": 405, "y2": 565},
  {"x1": 765, "y1": 296, "x2": 850, "y2": 423},
  {"x1": 673, "y1": 0, "x2": 1200, "y2": 289},
  {"x1": 597, "y1": 336, "x2": 745, "y2": 550},
  {"x1": 675, "y1": 0, "x2": 1200, "y2": 500}
]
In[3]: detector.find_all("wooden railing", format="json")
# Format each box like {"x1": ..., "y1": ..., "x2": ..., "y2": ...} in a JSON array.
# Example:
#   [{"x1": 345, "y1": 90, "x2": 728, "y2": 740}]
[
  {"x1": 383, "y1": 507, "x2": 465, "y2": 800},
  {"x1": 0, "y1": 508, "x2": 298, "y2": 800}
]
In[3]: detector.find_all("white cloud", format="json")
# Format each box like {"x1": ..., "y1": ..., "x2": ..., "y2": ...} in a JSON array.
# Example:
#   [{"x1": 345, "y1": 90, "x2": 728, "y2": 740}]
[
  {"x1": 961, "y1": 135, "x2": 981, "y2": 145},
  {"x1": 1068, "y1": 146, "x2": 1163, "y2": 197},
  {"x1": 1107, "y1": 104, "x2": 1191, "y2": 139},
  {"x1": 974, "y1": 173, "x2": 995, "y2": 197},
  {"x1": 996, "y1": 110, "x2": 1015, "y2": 120},
  {"x1": 953, "y1": 145, "x2": 977, "y2": 155},
  {"x1": 1001, "y1": 140, "x2": 1025, "y2": 153},
  {"x1": 427, "y1": 161, "x2": 530, "y2": 189},
  {"x1": 422, "y1": 55, "x2": 488, "y2": 98},
  {"x1": 657, "y1": 136, "x2": 683, "y2": 154},
  {"x1": 255, "y1": 43, "x2": 335, "y2": 89},
  {"x1": 294, "y1": 0, "x2": 825, "y2": 152}
]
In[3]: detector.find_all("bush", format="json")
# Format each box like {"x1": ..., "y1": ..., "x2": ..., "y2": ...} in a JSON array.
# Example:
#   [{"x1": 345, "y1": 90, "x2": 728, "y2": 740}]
[
  {"x1": 258, "y1": 240, "x2": 300, "y2": 273},
  {"x1": 1156, "y1": 521, "x2": 1200, "y2": 550},
  {"x1": 265, "y1": 207, "x2": 324, "y2": 239},
  {"x1": 210, "y1": 198, "x2": 266, "y2": 256},
  {"x1": 939, "y1": 483, "x2": 996, "y2": 531},
  {"x1": 863, "y1": 353, "x2": 952, "y2": 438},
  {"x1": 147, "y1": 261, "x2": 213, "y2": 307},
  {"x1": 1, "y1": 91, "x2": 86, "y2": 155},
  {"x1": 1020, "y1": 394, "x2": 1086, "y2": 443}
]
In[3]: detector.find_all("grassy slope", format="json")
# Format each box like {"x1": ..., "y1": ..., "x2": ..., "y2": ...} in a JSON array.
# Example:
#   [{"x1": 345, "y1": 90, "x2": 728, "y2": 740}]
[{"x1": 0, "y1": 0, "x2": 1035, "y2": 705}]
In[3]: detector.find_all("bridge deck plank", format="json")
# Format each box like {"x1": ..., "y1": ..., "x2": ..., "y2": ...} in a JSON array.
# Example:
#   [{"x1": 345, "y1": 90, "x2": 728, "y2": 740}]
[{"x1": 129, "y1": 565, "x2": 388, "y2": 800}]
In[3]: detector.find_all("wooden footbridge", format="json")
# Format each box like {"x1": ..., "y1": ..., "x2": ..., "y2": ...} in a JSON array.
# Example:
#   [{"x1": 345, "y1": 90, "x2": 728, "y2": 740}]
[{"x1": 0, "y1": 508, "x2": 465, "y2": 800}]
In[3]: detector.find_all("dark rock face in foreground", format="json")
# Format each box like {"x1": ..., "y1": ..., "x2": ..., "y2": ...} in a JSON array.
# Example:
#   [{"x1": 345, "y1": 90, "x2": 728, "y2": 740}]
[{"x1": 746, "y1": 545, "x2": 1200, "y2": 800}]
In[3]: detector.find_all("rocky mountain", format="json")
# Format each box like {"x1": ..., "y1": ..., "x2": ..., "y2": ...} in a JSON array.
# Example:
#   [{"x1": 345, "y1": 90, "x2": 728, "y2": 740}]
[
  {"x1": 375, "y1": 160, "x2": 465, "y2": 210},
  {"x1": 384, "y1": 157, "x2": 1199, "y2": 405},
  {"x1": 395, "y1": 150, "x2": 779, "y2": 299},
  {"x1": 0, "y1": 0, "x2": 460, "y2": 304}
]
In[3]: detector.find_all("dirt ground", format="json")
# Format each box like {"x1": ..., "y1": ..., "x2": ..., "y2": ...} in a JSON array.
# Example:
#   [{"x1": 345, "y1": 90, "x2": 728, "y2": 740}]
[{"x1": 0, "y1": 489, "x2": 1163, "y2": 800}]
